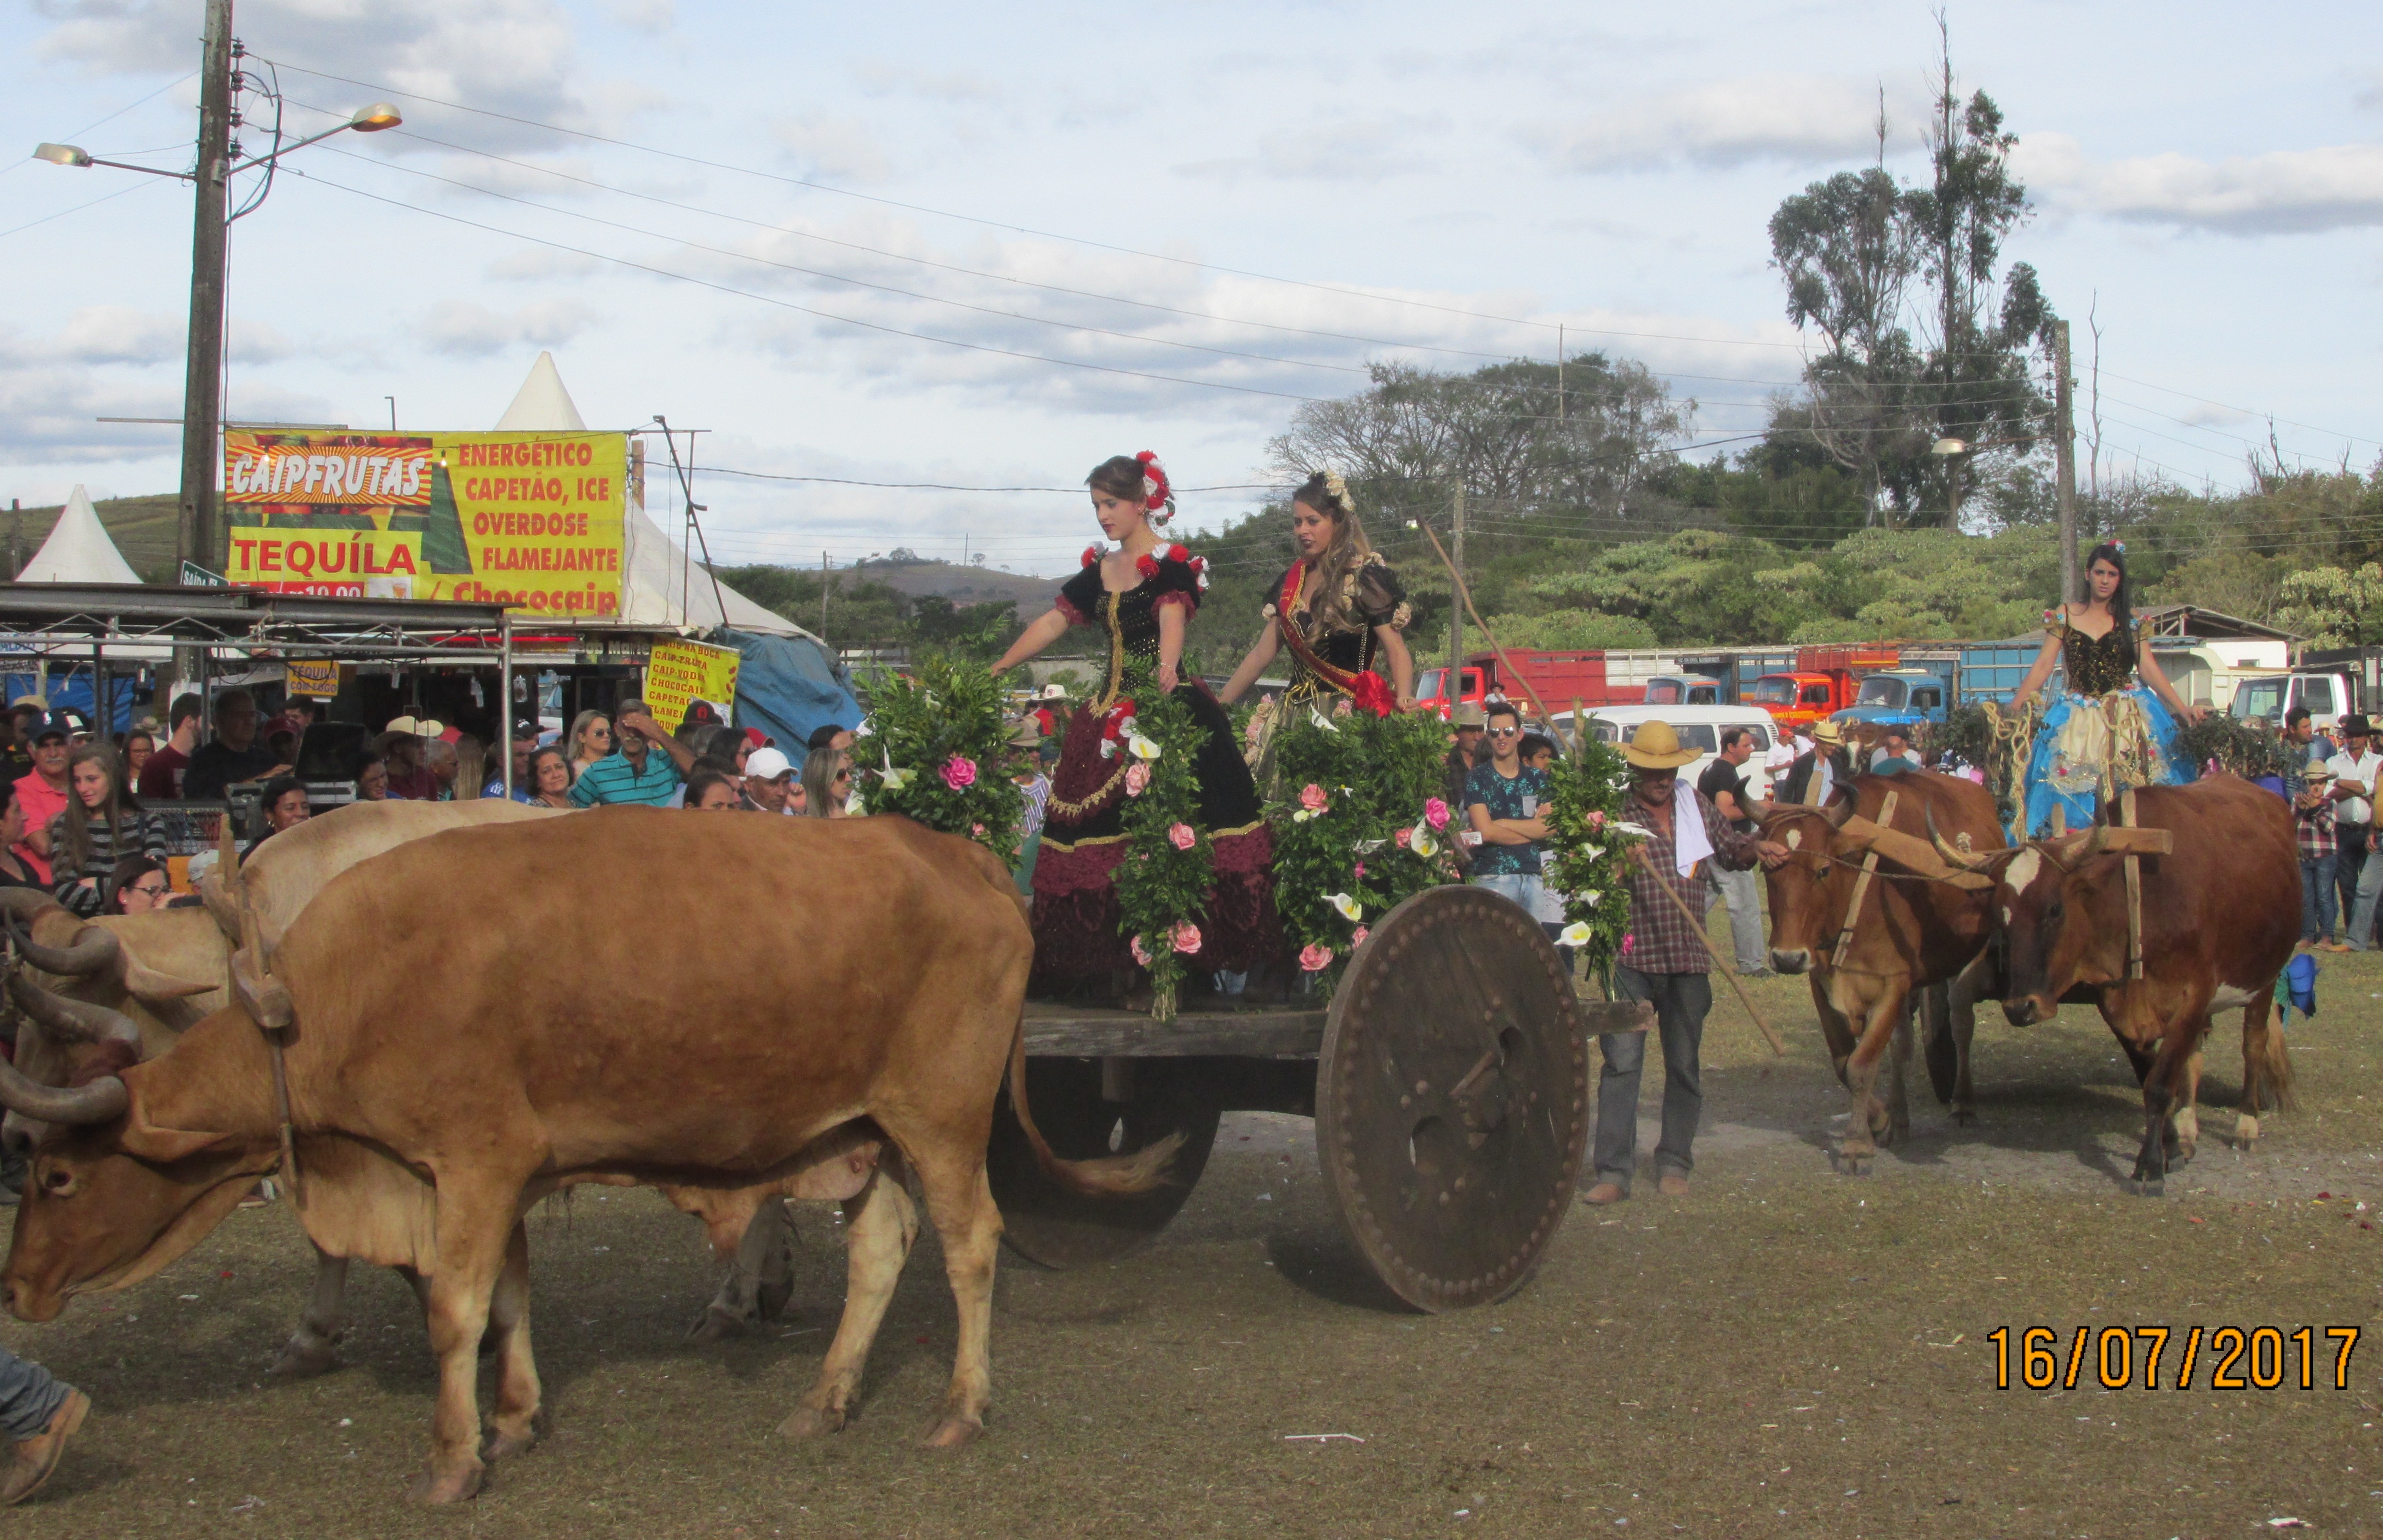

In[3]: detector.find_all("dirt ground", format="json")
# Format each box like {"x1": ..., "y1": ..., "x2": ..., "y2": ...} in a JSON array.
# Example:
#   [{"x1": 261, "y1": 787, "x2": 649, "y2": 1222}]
[{"x1": 4, "y1": 916, "x2": 2381, "y2": 1538}]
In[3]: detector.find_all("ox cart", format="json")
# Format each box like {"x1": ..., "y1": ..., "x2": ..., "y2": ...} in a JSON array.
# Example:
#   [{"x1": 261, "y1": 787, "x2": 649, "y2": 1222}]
[{"x1": 995, "y1": 885, "x2": 1650, "y2": 1311}]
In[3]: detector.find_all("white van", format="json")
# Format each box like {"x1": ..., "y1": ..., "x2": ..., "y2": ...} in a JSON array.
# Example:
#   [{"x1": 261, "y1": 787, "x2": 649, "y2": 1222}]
[{"x1": 1547, "y1": 703, "x2": 1782, "y2": 803}]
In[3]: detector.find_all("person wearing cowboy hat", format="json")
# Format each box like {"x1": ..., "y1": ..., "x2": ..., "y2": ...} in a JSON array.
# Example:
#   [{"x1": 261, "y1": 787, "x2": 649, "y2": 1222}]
[
  {"x1": 1584, "y1": 720, "x2": 1791, "y2": 1206},
  {"x1": 1776, "y1": 717, "x2": 1853, "y2": 809},
  {"x1": 2294, "y1": 753, "x2": 2346, "y2": 952}
]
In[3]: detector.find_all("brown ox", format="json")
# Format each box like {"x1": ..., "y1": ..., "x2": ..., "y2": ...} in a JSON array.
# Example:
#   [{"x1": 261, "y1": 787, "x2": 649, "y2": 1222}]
[
  {"x1": 0, "y1": 809, "x2": 1153, "y2": 1503},
  {"x1": 1, "y1": 800, "x2": 812, "y2": 1375},
  {"x1": 1758, "y1": 771, "x2": 2004, "y2": 1165},
  {"x1": 1939, "y1": 774, "x2": 2297, "y2": 1194}
]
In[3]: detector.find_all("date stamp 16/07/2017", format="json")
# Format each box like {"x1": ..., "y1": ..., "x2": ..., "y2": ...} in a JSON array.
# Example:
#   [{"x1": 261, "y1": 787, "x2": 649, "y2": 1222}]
[{"x1": 1986, "y1": 1327, "x2": 2361, "y2": 1392}]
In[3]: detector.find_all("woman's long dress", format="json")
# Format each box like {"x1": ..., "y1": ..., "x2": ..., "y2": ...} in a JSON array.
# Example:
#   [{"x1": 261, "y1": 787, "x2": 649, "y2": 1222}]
[
  {"x1": 1266, "y1": 552, "x2": 1410, "y2": 710},
  {"x1": 1031, "y1": 551, "x2": 1279, "y2": 982},
  {"x1": 2019, "y1": 610, "x2": 2191, "y2": 839}
]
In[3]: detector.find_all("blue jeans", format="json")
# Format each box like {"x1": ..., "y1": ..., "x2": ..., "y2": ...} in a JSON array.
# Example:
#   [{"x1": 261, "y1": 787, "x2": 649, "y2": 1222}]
[
  {"x1": 2302, "y1": 854, "x2": 2340, "y2": 942},
  {"x1": 0, "y1": 1344, "x2": 68, "y2": 1441},
  {"x1": 1470, "y1": 872, "x2": 1546, "y2": 916},
  {"x1": 1593, "y1": 966, "x2": 1712, "y2": 1186}
]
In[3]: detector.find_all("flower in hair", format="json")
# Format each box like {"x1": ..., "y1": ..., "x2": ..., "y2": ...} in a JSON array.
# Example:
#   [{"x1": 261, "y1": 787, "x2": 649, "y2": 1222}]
[
  {"x1": 1081, "y1": 545, "x2": 1101, "y2": 568},
  {"x1": 2110, "y1": 540, "x2": 2125, "y2": 553},
  {"x1": 1321, "y1": 468, "x2": 1355, "y2": 515},
  {"x1": 1135, "y1": 450, "x2": 1171, "y2": 511},
  {"x1": 1136, "y1": 553, "x2": 1160, "y2": 580}
]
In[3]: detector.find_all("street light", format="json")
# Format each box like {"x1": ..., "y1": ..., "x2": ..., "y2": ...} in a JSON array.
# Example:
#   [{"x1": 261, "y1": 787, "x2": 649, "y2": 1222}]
[{"x1": 32, "y1": 141, "x2": 192, "y2": 178}]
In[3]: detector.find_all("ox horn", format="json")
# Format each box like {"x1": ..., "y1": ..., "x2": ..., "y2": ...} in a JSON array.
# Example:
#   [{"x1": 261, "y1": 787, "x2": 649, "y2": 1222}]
[
  {"x1": 1925, "y1": 804, "x2": 1993, "y2": 871},
  {"x1": 7, "y1": 974, "x2": 141, "y2": 1054},
  {"x1": 2, "y1": 907, "x2": 120, "y2": 980},
  {"x1": 0, "y1": 1055, "x2": 125, "y2": 1126}
]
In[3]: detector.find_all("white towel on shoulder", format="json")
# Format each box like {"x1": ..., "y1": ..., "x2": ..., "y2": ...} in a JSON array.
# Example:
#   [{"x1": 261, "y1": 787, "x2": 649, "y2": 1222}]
[{"x1": 1672, "y1": 774, "x2": 1713, "y2": 878}]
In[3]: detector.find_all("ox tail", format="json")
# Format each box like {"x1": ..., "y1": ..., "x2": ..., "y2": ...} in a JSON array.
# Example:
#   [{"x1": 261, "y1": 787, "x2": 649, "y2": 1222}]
[
  {"x1": 2243, "y1": 992, "x2": 2297, "y2": 1114},
  {"x1": 1005, "y1": 1021, "x2": 1180, "y2": 1197}
]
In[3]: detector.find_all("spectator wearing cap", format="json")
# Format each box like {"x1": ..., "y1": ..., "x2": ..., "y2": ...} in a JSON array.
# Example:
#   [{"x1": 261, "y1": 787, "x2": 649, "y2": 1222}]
[
  {"x1": 245, "y1": 776, "x2": 311, "y2": 858},
  {"x1": 137, "y1": 692, "x2": 203, "y2": 800},
  {"x1": 1585, "y1": 722, "x2": 1790, "y2": 1205},
  {"x1": 10, "y1": 716, "x2": 75, "y2": 884},
  {"x1": 2296, "y1": 755, "x2": 2344, "y2": 952},
  {"x1": 489, "y1": 719, "x2": 541, "y2": 802},
  {"x1": 2327, "y1": 714, "x2": 2379, "y2": 944},
  {"x1": 182, "y1": 690, "x2": 292, "y2": 801},
  {"x1": 524, "y1": 746, "x2": 574, "y2": 809},
  {"x1": 569, "y1": 699, "x2": 698, "y2": 808},
  {"x1": 739, "y1": 748, "x2": 799, "y2": 814},
  {"x1": 49, "y1": 744, "x2": 168, "y2": 918},
  {"x1": 374, "y1": 717, "x2": 441, "y2": 801}
]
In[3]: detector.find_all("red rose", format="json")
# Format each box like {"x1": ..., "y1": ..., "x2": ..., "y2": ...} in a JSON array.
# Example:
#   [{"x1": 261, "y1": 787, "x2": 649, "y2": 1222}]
[
  {"x1": 1136, "y1": 553, "x2": 1160, "y2": 579},
  {"x1": 1111, "y1": 696, "x2": 1137, "y2": 718},
  {"x1": 1351, "y1": 670, "x2": 1398, "y2": 718},
  {"x1": 1082, "y1": 546, "x2": 1100, "y2": 568},
  {"x1": 1167, "y1": 543, "x2": 1189, "y2": 563}
]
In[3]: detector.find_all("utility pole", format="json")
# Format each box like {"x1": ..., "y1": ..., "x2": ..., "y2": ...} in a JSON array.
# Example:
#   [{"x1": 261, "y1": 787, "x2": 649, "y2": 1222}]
[
  {"x1": 2053, "y1": 318, "x2": 2079, "y2": 605},
  {"x1": 820, "y1": 550, "x2": 830, "y2": 640},
  {"x1": 177, "y1": 0, "x2": 234, "y2": 577},
  {"x1": 1446, "y1": 479, "x2": 1466, "y2": 678}
]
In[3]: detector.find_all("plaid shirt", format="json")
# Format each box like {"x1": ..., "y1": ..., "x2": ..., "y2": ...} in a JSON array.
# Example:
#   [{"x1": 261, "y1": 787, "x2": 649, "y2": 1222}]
[
  {"x1": 1621, "y1": 789, "x2": 1762, "y2": 975},
  {"x1": 2298, "y1": 791, "x2": 2337, "y2": 860}
]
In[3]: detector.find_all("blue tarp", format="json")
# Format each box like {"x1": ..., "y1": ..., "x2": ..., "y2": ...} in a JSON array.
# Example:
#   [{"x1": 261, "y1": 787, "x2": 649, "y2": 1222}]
[
  {"x1": 717, "y1": 628, "x2": 860, "y2": 751},
  {"x1": 1, "y1": 668, "x2": 138, "y2": 734}
]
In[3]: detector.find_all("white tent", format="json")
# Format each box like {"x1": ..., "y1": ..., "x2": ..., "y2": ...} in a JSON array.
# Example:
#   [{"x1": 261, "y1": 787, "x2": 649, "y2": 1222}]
[
  {"x1": 493, "y1": 353, "x2": 815, "y2": 639},
  {"x1": 18, "y1": 485, "x2": 143, "y2": 585}
]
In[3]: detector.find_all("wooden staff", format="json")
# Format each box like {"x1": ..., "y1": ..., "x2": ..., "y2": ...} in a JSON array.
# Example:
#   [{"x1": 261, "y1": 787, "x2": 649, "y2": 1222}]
[
  {"x1": 1630, "y1": 845, "x2": 1787, "y2": 1057},
  {"x1": 1411, "y1": 514, "x2": 1571, "y2": 745}
]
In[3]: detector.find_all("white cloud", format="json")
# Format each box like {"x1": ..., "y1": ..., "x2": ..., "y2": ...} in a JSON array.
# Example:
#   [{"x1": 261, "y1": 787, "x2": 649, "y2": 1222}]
[
  {"x1": 1178, "y1": 116, "x2": 1448, "y2": 183},
  {"x1": 770, "y1": 114, "x2": 893, "y2": 185},
  {"x1": 850, "y1": 61, "x2": 1003, "y2": 105},
  {"x1": 1529, "y1": 74, "x2": 1917, "y2": 173},
  {"x1": 2018, "y1": 133, "x2": 2383, "y2": 236},
  {"x1": 604, "y1": 0, "x2": 674, "y2": 33},
  {"x1": 31, "y1": 306, "x2": 182, "y2": 368},
  {"x1": 417, "y1": 299, "x2": 599, "y2": 358},
  {"x1": 487, "y1": 248, "x2": 604, "y2": 282}
]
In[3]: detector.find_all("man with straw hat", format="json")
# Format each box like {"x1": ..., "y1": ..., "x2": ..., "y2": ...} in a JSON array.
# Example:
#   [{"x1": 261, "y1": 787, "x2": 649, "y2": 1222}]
[
  {"x1": 1585, "y1": 720, "x2": 1791, "y2": 1206},
  {"x1": 1777, "y1": 716, "x2": 1853, "y2": 809}
]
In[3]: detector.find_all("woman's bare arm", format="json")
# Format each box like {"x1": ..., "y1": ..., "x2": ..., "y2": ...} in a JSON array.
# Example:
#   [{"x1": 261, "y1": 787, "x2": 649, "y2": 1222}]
[
  {"x1": 992, "y1": 608, "x2": 1071, "y2": 677},
  {"x1": 1219, "y1": 620, "x2": 1281, "y2": 705}
]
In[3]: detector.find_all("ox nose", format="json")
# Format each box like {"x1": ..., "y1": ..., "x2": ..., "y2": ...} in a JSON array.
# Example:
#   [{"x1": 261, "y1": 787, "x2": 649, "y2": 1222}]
[
  {"x1": 1769, "y1": 948, "x2": 1810, "y2": 976},
  {"x1": 2003, "y1": 997, "x2": 2045, "y2": 1027}
]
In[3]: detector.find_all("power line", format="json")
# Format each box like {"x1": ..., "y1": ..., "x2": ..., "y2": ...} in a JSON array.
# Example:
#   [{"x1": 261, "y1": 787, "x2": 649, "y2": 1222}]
[
  {"x1": 0, "y1": 178, "x2": 162, "y2": 242},
  {"x1": 4, "y1": 71, "x2": 197, "y2": 181},
  {"x1": 2098, "y1": 369, "x2": 2382, "y2": 451}
]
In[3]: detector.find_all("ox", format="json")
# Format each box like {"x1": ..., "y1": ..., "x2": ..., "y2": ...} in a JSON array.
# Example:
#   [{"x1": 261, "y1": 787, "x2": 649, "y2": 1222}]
[
  {"x1": 1758, "y1": 771, "x2": 2004, "y2": 1165},
  {"x1": 0, "y1": 800, "x2": 801, "y2": 1375},
  {"x1": 1936, "y1": 774, "x2": 2298, "y2": 1194},
  {"x1": 0, "y1": 809, "x2": 1157, "y2": 1503}
]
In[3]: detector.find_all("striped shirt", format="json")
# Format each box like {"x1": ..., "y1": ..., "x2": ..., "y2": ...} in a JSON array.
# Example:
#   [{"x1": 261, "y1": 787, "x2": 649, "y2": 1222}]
[
  {"x1": 47, "y1": 810, "x2": 170, "y2": 917},
  {"x1": 568, "y1": 748, "x2": 682, "y2": 808}
]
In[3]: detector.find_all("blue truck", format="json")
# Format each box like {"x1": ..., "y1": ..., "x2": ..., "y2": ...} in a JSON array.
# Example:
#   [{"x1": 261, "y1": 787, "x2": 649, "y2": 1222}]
[{"x1": 1827, "y1": 642, "x2": 2048, "y2": 733}]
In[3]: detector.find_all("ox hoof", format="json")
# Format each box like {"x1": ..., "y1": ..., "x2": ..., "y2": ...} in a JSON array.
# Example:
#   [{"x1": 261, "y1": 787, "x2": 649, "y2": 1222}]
[
  {"x1": 405, "y1": 1462, "x2": 485, "y2": 1505},
  {"x1": 922, "y1": 1412, "x2": 984, "y2": 1450},
  {"x1": 686, "y1": 1306, "x2": 753, "y2": 1343},
  {"x1": 756, "y1": 1279, "x2": 795, "y2": 1323},
  {"x1": 481, "y1": 1421, "x2": 540, "y2": 1463},
  {"x1": 268, "y1": 1341, "x2": 342, "y2": 1379},
  {"x1": 778, "y1": 1402, "x2": 847, "y2": 1440}
]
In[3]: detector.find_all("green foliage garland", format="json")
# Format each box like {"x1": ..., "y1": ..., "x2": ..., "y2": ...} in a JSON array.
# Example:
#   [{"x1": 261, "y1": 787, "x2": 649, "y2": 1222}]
[
  {"x1": 1268, "y1": 706, "x2": 1458, "y2": 997},
  {"x1": 850, "y1": 652, "x2": 1025, "y2": 863},
  {"x1": 1544, "y1": 732, "x2": 1645, "y2": 989},
  {"x1": 1109, "y1": 667, "x2": 1214, "y2": 1022},
  {"x1": 2173, "y1": 713, "x2": 2293, "y2": 782}
]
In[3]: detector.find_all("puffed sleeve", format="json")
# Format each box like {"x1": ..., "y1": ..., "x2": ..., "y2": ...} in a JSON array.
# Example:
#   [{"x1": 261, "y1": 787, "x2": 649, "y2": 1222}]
[
  {"x1": 1261, "y1": 566, "x2": 1295, "y2": 622},
  {"x1": 1149, "y1": 546, "x2": 1205, "y2": 616},
  {"x1": 1054, "y1": 564, "x2": 1103, "y2": 627},
  {"x1": 1353, "y1": 556, "x2": 1410, "y2": 630}
]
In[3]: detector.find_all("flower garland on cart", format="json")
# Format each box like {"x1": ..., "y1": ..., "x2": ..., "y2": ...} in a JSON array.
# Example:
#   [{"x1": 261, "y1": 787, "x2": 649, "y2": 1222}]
[
  {"x1": 1101, "y1": 665, "x2": 1213, "y2": 1022},
  {"x1": 1268, "y1": 705, "x2": 1458, "y2": 999},
  {"x1": 850, "y1": 652, "x2": 1025, "y2": 863},
  {"x1": 1543, "y1": 731, "x2": 1644, "y2": 993}
]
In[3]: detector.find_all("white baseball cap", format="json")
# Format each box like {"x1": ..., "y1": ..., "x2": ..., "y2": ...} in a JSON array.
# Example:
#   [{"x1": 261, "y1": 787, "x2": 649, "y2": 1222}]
[{"x1": 745, "y1": 747, "x2": 795, "y2": 780}]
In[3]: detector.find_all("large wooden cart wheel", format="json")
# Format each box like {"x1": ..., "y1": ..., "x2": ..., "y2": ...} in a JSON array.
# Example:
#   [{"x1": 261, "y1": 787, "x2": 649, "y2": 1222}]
[
  {"x1": 987, "y1": 1056, "x2": 1222, "y2": 1269},
  {"x1": 1317, "y1": 885, "x2": 1591, "y2": 1311}
]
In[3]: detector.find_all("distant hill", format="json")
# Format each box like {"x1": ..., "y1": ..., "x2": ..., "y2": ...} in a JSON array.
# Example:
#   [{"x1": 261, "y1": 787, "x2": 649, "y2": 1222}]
[
  {"x1": 2, "y1": 494, "x2": 180, "y2": 583},
  {"x1": 848, "y1": 559, "x2": 1060, "y2": 608}
]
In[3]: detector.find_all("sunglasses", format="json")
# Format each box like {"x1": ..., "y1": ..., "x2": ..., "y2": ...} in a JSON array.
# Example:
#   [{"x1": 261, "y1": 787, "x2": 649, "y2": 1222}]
[
  {"x1": 834, "y1": 770, "x2": 850, "y2": 781},
  {"x1": 1487, "y1": 726, "x2": 1520, "y2": 737}
]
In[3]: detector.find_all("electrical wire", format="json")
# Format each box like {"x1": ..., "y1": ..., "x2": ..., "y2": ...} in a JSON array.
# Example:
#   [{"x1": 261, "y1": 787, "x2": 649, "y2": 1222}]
[
  {"x1": 3, "y1": 71, "x2": 197, "y2": 180},
  {"x1": 0, "y1": 178, "x2": 161, "y2": 241}
]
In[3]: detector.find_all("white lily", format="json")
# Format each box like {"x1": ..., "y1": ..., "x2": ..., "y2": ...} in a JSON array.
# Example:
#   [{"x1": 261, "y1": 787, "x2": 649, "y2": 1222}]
[
  {"x1": 1127, "y1": 732, "x2": 1162, "y2": 760},
  {"x1": 1291, "y1": 808, "x2": 1318, "y2": 823},
  {"x1": 1614, "y1": 821, "x2": 1655, "y2": 839},
  {"x1": 1353, "y1": 838, "x2": 1386, "y2": 854},
  {"x1": 1325, "y1": 892, "x2": 1363, "y2": 922},
  {"x1": 1575, "y1": 844, "x2": 1605, "y2": 862},
  {"x1": 1558, "y1": 921, "x2": 1596, "y2": 948},
  {"x1": 1410, "y1": 827, "x2": 1438, "y2": 857},
  {"x1": 1308, "y1": 706, "x2": 1340, "y2": 734},
  {"x1": 879, "y1": 747, "x2": 912, "y2": 792}
]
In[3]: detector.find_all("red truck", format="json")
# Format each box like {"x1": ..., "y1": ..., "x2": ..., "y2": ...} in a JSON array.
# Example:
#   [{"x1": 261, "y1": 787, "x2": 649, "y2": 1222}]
[
  {"x1": 1746, "y1": 645, "x2": 1899, "y2": 730},
  {"x1": 1414, "y1": 650, "x2": 1649, "y2": 719}
]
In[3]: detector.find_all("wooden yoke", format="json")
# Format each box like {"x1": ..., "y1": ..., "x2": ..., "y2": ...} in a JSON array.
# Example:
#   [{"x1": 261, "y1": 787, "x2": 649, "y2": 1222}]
[
  {"x1": 2121, "y1": 788, "x2": 2145, "y2": 981},
  {"x1": 1831, "y1": 788, "x2": 1897, "y2": 968}
]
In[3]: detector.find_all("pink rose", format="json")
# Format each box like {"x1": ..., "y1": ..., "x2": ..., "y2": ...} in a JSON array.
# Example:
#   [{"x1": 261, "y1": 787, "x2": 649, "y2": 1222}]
[
  {"x1": 1298, "y1": 942, "x2": 1335, "y2": 972},
  {"x1": 1168, "y1": 822, "x2": 1196, "y2": 851},
  {"x1": 1587, "y1": 809, "x2": 1605, "y2": 829},
  {"x1": 972, "y1": 823, "x2": 986, "y2": 837},
  {"x1": 1300, "y1": 783, "x2": 1328, "y2": 812},
  {"x1": 941, "y1": 755, "x2": 978, "y2": 791},
  {"x1": 1619, "y1": 932, "x2": 1635, "y2": 957},
  {"x1": 1172, "y1": 922, "x2": 1202, "y2": 955},
  {"x1": 1395, "y1": 827, "x2": 1411, "y2": 849},
  {"x1": 1354, "y1": 862, "x2": 1365, "y2": 879},
  {"x1": 1424, "y1": 797, "x2": 1450, "y2": 831},
  {"x1": 1130, "y1": 935, "x2": 1153, "y2": 967},
  {"x1": 1350, "y1": 926, "x2": 1369, "y2": 948},
  {"x1": 1124, "y1": 762, "x2": 1150, "y2": 797}
]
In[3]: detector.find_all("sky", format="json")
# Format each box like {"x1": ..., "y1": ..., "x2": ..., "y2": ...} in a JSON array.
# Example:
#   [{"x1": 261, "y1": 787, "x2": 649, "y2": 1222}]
[{"x1": 3, "y1": 0, "x2": 2380, "y2": 578}]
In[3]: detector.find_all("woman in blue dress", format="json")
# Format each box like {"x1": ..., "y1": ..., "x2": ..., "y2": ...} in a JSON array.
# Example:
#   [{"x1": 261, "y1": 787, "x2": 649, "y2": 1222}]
[{"x1": 2006, "y1": 541, "x2": 2205, "y2": 839}]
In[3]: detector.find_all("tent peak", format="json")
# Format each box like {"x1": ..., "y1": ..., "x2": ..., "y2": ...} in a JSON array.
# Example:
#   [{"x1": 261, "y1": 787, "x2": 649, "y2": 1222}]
[{"x1": 494, "y1": 351, "x2": 587, "y2": 432}]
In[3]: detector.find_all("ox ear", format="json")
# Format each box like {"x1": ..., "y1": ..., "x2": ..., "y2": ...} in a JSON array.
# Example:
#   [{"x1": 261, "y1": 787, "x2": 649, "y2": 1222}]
[
  {"x1": 117, "y1": 1112, "x2": 235, "y2": 1166},
  {"x1": 122, "y1": 959, "x2": 218, "y2": 1001}
]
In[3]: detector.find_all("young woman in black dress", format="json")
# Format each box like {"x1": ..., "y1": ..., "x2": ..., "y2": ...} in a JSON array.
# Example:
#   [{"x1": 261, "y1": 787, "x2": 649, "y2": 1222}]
[
  {"x1": 1219, "y1": 469, "x2": 1415, "y2": 716},
  {"x1": 991, "y1": 453, "x2": 1278, "y2": 981}
]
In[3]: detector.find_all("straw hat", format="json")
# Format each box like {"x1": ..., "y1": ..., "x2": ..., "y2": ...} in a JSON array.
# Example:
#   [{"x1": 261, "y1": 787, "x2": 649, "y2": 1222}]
[
  {"x1": 1808, "y1": 718, "x2": 1845, "y2": 747},
  {"x1": 1620, "y1": 720, "x2": 1701, "y2": 770}
]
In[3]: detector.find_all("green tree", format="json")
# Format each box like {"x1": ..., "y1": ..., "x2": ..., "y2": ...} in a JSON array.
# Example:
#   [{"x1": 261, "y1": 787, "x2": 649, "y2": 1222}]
[{"x1": 2279, "y1": 564, "x2": 2383, "y2": 646}]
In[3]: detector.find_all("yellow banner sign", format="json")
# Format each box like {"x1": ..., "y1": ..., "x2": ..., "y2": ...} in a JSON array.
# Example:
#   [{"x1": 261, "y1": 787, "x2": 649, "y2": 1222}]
[
  {"x1": 283, "y1": 659, "x2": 341, "y2": 699},
  {"x1": 644, "y1": 638, "x2": 740, "y2": 734},
  {"x1": 221, "y1": 430, "x2": 627, "y2": 617}
]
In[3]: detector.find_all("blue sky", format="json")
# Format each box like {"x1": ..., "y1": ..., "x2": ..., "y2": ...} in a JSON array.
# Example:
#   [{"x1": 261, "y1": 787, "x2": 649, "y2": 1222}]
[{"x1": 4, "y1": 1, "x2": 2380, "y2": 575}]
